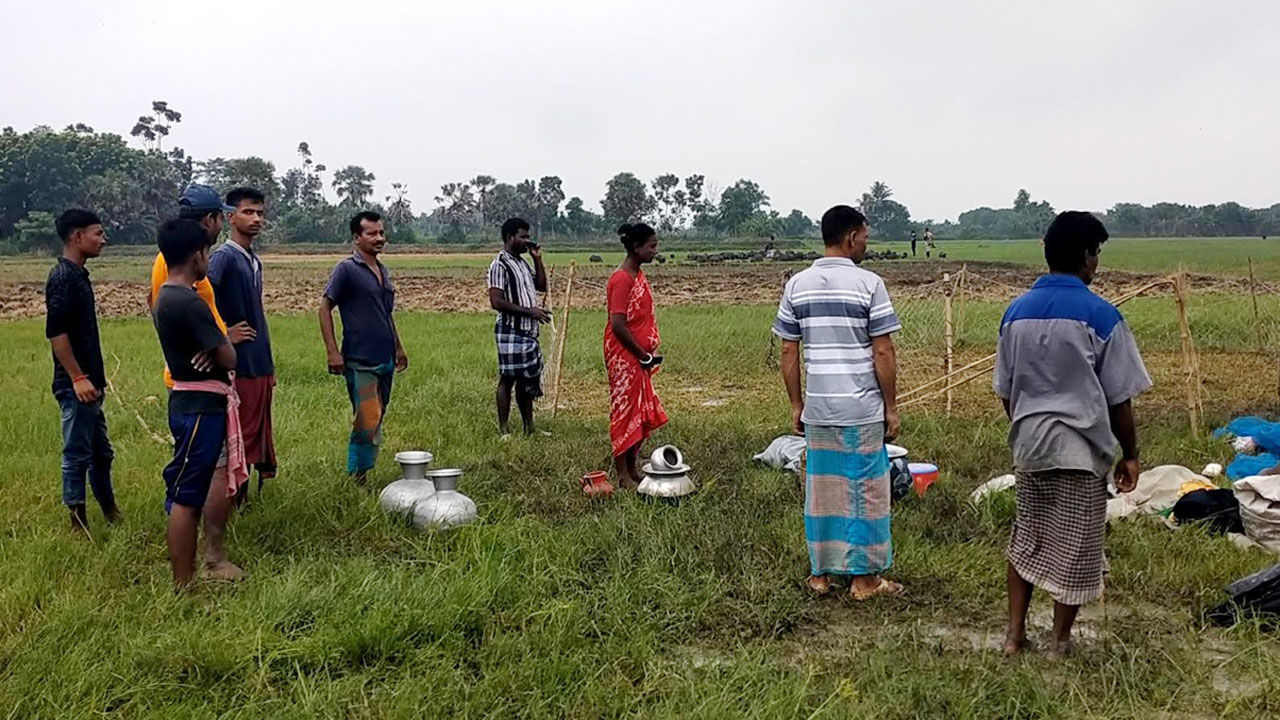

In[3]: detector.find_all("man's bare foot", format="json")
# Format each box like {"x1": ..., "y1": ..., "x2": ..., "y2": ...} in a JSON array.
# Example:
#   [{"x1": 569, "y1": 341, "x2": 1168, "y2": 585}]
[
  {"x1": 618, "y1": 472, "x2": 640, "y2": 490},
  {"x1": 202, "y1": 560, "x2": 246, "y2": 582},
  {"x1": 1047, "y1": 638, "x2": 1074, "y2": 660},
  {"x1": 103, "y1": 505, "x2": 123, "y2": 524},
  {"x1": 1002, "y1": 629, "x2": 1029, "y2": 657},
  {"x1": 353, "y1": 471, "x2": 369, "y2": 486}
]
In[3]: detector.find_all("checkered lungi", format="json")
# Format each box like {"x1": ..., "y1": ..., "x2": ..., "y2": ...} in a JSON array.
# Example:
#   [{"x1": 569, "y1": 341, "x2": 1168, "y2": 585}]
[
  {"x1": 1008, "y1": 469, "x2": 1109, "y2": 605},
  {"x1": 804, "y1": 423, "x2": 893, "y2": 576},
  {"x1": 495, "y1": 323, "x2": 544, "y2": 398}
]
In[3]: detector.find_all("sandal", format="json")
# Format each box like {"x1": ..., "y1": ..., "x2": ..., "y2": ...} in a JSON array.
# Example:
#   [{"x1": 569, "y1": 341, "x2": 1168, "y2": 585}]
[
  {"x1": 850, "y1": 578, "x2": 904, "y2": 601},
  {"x1": 804, "y1": 575, "x2": 833, "y2": 596}
]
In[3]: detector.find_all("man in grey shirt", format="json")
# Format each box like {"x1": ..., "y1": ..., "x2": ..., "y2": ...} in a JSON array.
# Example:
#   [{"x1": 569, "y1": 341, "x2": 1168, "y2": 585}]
[{"x1": 994, "y1": 211, "x2": 1151, "y2": 659}]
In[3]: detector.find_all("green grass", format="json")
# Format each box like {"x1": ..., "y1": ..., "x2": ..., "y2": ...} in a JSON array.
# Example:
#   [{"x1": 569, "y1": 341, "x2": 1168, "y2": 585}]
[
  {"x1": 3, "y1": 302, "x2": 1280, "y2": 718},
  {"x1": 873, "y1": 237, "x2": 1280, "y2": 279}
]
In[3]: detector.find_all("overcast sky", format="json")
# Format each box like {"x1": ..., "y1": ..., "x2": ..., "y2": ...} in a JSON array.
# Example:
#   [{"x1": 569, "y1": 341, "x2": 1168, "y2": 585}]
[{"x1": 4, "y1": 0, "x2": 1278, "y2": 221}]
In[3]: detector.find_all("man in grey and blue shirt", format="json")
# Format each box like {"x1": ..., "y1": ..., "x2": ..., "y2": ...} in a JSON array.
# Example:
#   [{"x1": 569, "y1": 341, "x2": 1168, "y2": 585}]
[
  {"x1": 774, "y1": 205, "x2": 904, "y2": 601},
  {"x1": 995, "y1": 211, "x2": 1151, "y2": 659}
]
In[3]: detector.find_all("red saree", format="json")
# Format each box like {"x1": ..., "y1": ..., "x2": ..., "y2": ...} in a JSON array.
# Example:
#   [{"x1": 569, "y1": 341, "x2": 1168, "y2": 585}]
[{"x1": 604, "y1": 268, "x2": 668, "y2": 457}]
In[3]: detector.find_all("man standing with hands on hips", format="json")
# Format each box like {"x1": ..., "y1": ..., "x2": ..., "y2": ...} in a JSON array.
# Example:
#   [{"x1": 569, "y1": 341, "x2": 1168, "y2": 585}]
[
  {"x1": 208, "y1": 187, "x2": 276, "y2": 500},
  {"x1": 320, "y1": 211, "x2": 408, "y2": 484},
  {"x1": 774, "y1": 205, "x2": 904, "y2": 602}
]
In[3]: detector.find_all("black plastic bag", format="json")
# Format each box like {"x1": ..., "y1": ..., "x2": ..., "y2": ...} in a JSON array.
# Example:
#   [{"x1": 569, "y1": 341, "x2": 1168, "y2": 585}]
[{"x1": 1208, "y1": 563, "x2": 1280, "y2": 626}]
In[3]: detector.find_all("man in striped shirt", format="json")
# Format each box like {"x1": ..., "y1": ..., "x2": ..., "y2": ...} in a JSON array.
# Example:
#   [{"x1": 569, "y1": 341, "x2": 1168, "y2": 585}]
[
  {"x1": 773, "y1": 205, "x2": 904, "y2": 601},
  {"x1": 487, "y1": 218, "x2": 549, "y2": 436}
]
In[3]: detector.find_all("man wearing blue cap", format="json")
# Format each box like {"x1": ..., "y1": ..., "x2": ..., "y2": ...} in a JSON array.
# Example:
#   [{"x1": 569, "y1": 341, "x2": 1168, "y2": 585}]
[{"x1": 148, "y1": 184, "x2": 255, "y2": 582}]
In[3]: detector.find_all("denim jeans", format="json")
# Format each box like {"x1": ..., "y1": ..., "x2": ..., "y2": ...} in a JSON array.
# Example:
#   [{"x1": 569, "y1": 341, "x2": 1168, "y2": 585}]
[{"x1": 55, "y1": 389, "x2": 116, "y2": 509}]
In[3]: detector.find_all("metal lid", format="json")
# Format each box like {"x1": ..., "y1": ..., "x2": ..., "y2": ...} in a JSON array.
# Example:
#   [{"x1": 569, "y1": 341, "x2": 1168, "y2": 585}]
[
  {"x1": 394, "y1": 450, "x2": 434, "y2": 464},
  {"x1": 885, "y1": 444, "x2": 908, "y2": 459},
  {"x1": 424, "y1": 468, "x2": 464, "y2": 479}
]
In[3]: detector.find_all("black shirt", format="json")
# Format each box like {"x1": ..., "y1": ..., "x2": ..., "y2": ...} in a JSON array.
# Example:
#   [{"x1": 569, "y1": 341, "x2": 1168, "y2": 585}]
[
  {"x1": 45, "y1": 257, "x2": 106, "y2": 394},
  {"x1": 153, "y1": 284, "x2": 230, "y2": 415}
]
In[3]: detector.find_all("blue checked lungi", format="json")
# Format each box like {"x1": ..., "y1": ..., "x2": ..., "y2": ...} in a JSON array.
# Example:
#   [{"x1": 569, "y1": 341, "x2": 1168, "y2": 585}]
[
  {"x1": 495, "y1": 323, "x2": 544, "y2": 398},
  {"x1": 804, "y1": 422, "x2": 893, "y2": 576}
]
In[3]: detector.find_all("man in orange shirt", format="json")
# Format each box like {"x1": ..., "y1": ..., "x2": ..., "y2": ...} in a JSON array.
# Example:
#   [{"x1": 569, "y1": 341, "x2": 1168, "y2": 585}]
[{"x1": 148, "y1": 184, "x2": 255, "y2": 582}]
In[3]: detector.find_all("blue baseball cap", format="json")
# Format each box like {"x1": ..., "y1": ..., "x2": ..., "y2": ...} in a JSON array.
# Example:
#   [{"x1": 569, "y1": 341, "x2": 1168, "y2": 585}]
[{"x1": 179, "y1": 184, "x2": 234, "y2": 213}]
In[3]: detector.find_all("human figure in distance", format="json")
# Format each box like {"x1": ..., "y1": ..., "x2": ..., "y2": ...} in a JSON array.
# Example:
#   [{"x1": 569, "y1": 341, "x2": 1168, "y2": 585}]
[
  {"x1": 207, "y1": 187, "x2": 276, "y2": 501},
  {"x1": 319, "y1": 211, "x2": 408, "y2": 484},
  {"x1": 45, "y1": 209, "x2": 120, "y2": 533},
  {"x1": 924, "y1": 227, "x2": 935, "y2": 258},
  {"x1": 487, "y1": 217, "x2": 550, "y2": 437},
  {"x1": 995, "y1": 211, "x2": 1151, "y2": 659},
  {"x1": 774, "y1": 205, "x2": 904, "y2": 601},
  {"x1": 152, "y1": 218, "x2": 246, "y2": 588},
  {"x1": 605, "y1": 223, "x2": 669, "y2": 489},
  {"x1": 910, "y1": 230, "x2": 917, "y2": 257}
]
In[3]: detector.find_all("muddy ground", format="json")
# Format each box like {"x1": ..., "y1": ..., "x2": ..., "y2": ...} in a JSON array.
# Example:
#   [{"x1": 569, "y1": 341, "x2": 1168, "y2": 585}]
[{"x1": 0, "y1": 259, "x2": 1246, "y2": 320}]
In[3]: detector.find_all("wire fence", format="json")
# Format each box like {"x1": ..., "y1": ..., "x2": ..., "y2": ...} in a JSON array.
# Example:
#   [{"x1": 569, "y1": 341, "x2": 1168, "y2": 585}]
[{"x1": 536, "y1": 260, "x2": 1280, "y2": 432}]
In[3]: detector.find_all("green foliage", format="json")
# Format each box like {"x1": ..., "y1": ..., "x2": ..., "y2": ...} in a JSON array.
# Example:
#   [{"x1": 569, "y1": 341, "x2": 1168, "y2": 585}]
[
  {"x1": 602, "y1": 172, "x2": 652, "y2": 225},
  {"x1": 779, "y1": 209, "x2": 815, "y2": 237},
  {"x1": 718, "y1": 179, "x2": 769, "y2": 233},
  {"x1": 14, "y1": 211, "x2": 58, "y2": 255},
  {"x1": 331, "y1": 165, "x2": 376, "y2": 207}
]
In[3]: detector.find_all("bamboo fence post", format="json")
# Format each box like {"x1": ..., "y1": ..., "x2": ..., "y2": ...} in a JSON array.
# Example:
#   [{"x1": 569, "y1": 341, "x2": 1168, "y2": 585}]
[
  {"x1": 1249, "y1": 256, "x2": 1262, "y2": 353},
  {"x1": 1172, "y1": 267, "x2": 1201, "y2": 437},
  {"x1": 956, "y1": 264, "x2": 968, "y2": 339},
  {"x1": 550, "y1": 261, "x2": 576, "y2": 418},
  {"x1": 943, "y1": 272, "x2": 954, "y2": 416}
]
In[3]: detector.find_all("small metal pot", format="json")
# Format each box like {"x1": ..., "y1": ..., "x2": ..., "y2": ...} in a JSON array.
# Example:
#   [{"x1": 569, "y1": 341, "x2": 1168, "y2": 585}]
[
  {"x1": 650, "y1": 445, "x2": 684, "y2": 472},
  {"x1": 886, "y1": 444, "x2": 912, "y2": 502}
]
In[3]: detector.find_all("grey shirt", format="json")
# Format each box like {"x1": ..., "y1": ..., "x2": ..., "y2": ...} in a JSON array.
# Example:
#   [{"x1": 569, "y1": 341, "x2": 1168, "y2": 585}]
[
  {"x1": 772, "y1": 257, "x2": 902, "y2": 427},
  {"x1": 994, "y1": 274, "x2": 1152, "y2": 477}
]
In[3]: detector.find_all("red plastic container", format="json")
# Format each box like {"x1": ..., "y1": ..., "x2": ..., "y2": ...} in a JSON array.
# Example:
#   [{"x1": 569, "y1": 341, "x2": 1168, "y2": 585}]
[
  {"x1": 908, "y1": 462, "x2": 939, "y2": 497},
  {"x1": 580, "y1": 471, "x2": 615, "y2": 499}
]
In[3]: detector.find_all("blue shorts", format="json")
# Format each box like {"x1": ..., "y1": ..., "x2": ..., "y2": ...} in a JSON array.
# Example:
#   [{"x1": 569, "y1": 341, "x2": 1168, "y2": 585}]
[{"x1": 164, "y1": 412, "x2": 227, "y2": 512}]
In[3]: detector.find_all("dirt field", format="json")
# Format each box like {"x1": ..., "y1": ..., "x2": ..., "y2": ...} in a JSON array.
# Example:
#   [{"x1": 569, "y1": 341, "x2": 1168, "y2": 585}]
[{"x1": 0, "y1": 260, "x2": 1208, "y2": 320}]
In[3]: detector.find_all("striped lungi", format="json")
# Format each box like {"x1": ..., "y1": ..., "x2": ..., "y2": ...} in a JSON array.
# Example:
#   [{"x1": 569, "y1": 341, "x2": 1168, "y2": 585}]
[
  {"x1": 1008, "y1": 469, "x2": 1109, "y2": 605},
  {"x1": 496, "y1": 323, "x2": 544, "y2": 398},
  {"x1": 804, "y1": 423, "x2": 893, "y2": 576}
]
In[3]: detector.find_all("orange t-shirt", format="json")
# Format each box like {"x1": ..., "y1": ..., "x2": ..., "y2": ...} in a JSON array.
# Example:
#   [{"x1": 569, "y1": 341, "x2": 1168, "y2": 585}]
[{"x1": 150, "y1": 252, "x2": 227, "y2": 388}]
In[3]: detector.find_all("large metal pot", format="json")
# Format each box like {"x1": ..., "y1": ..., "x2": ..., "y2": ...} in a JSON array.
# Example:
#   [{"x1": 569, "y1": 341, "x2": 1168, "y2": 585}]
[
  {"x1": 638, "y1": 444, "x2": 696, "y2": 501},
  {"x1": 380, "y1": 451, "x2": 435, "y2": 517},
  {"x1": 411, "y1": 469, "x2": 477, "y2": 530}
]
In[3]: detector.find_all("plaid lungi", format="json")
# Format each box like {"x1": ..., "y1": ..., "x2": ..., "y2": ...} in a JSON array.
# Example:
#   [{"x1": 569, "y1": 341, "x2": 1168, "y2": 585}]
[
  {"x1": 496, "y1": 323, "x2": 544, "y2": 398},
  {"x1": 1008, "y1": 469, "x2": 1109, "y2": 605},
  {"x1": 804, "y1": 423, "x2": 893, "y2": 576}
]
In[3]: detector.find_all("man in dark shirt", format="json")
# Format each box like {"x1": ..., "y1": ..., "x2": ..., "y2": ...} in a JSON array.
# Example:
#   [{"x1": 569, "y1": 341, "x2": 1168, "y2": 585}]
[
  {"x1": 152, "y1": 219, "x2": 239, "y2": 588},
  {"x1": 45, "y1": 209, "x2": 118, "y2": 532},
  {"x1": 319, "y1": 211, "x2": 408, "y2": 483},
  {"x1": 208, "y1": 187, "x2": 276, "y2": 496}
]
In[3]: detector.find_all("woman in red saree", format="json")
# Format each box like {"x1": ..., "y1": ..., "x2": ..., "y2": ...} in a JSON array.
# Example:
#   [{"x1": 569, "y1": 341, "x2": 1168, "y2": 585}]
[{"x1": 605, "y1": 223, "x2": 668, "y2": 489}]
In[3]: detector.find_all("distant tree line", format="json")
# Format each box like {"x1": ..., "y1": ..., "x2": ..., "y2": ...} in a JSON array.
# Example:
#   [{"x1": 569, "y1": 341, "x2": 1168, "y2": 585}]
[{"x1": 3, "y1": 107, "x2": 1278, "y2": 254}]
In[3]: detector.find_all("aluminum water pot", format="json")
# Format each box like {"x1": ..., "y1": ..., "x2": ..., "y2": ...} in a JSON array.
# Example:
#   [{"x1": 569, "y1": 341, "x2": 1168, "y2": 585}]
[
  {"x1": 379, "y1": 451, "x2": 435, "y2": 517},
  {"x1": 412, "y1": 469, "x2": 477, "y2": 530}
]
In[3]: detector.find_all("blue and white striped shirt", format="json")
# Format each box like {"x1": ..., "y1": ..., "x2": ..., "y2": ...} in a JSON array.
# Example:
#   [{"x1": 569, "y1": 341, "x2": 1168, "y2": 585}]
[{"x1": 772, "y1": 257, "x2": 901, "y2": 427}]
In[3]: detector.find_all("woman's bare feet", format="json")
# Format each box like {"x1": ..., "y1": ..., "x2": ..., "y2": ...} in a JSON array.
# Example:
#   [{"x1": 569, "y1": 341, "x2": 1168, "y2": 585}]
[
  {"x1": 805, "y1": 575, "x2": 832, "y2": 595},
  {"x1": 617, "y1": 471, "x2": 640, "y2": 490},
  {"x1": 202, "y1": 560, "x2": 246, "y2": 582}
]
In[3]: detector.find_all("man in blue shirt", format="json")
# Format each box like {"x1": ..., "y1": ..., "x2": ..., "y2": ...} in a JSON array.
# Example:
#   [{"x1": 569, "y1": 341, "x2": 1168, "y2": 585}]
[
  {"x1": 208, "y1": 187, "x2": 276, "y2": 499},
  {"x1": 319, "y1": 211, "x2": 408, "y2": 483},
  {"x1": 994, "y1": 211, "x2": 1151, "y2": 659}
]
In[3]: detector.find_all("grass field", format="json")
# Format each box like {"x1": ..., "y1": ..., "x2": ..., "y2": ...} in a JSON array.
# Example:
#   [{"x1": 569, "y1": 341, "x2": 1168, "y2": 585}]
[{"x1": 4, "y1": 279, "x2": 1280, "y2": 717}]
